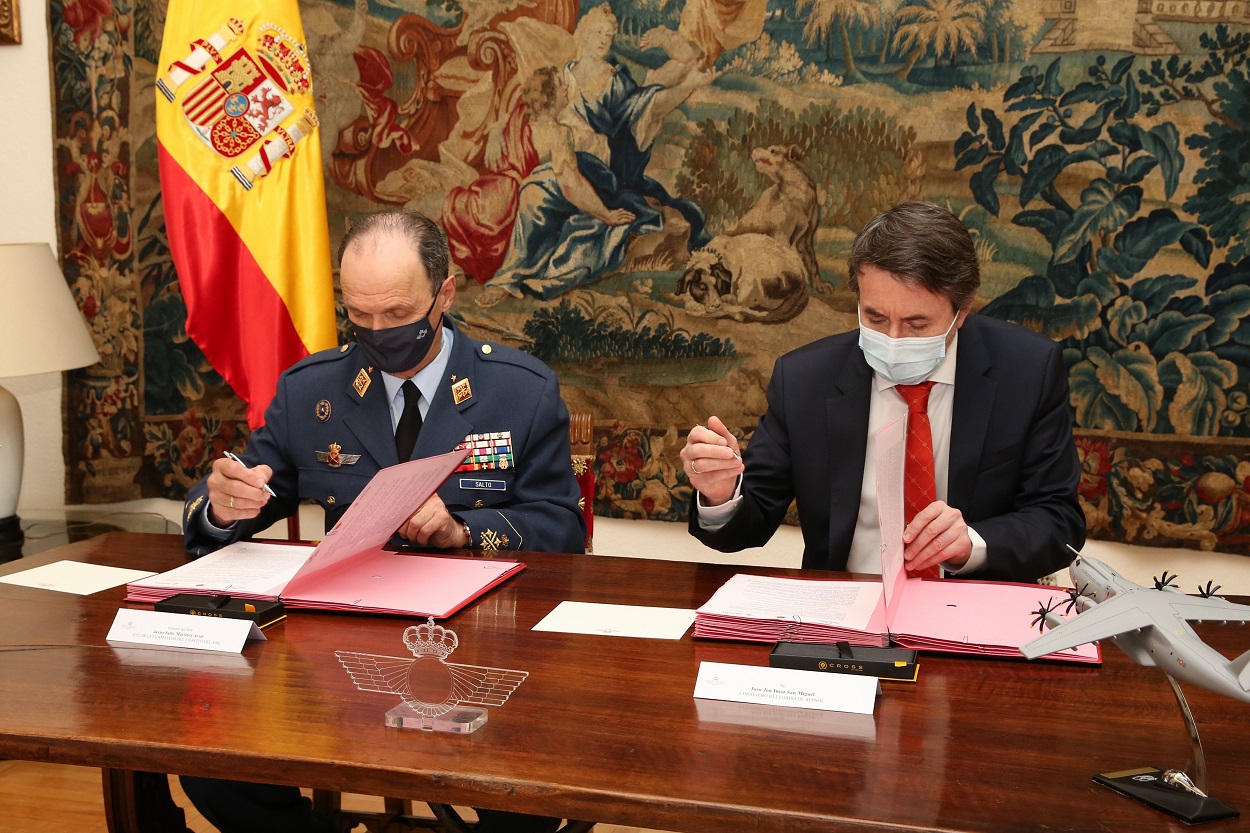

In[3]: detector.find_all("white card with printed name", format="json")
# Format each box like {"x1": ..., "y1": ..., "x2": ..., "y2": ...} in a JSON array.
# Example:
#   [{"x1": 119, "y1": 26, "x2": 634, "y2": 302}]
[
  {"x1": 693, "y1": 661, "x2": 879, "y2": 715},
  {"x1": 106, "y1": 608, "x2": 265, "y2": 654}
]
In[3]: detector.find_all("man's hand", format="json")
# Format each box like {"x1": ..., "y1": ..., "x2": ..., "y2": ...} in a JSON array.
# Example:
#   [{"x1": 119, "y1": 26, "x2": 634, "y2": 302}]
[
  {"x1": 398, "y1": 494, "x2": 470, "y2": 548},
  {"x1": 902, "y1": 500, "x2": 971, "y2": 574},
  {"x1": 679, "y1": 415, "x2": 744, "y2": 507},
  {"x1": 206, "y1": 457, "x2": 274, "y2": 526}
]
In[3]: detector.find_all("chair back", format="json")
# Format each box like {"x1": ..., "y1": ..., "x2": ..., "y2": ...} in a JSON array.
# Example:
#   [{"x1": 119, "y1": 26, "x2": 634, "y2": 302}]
[{"x1": 568, "y1": 411, "x2": 594, "y2": 553}]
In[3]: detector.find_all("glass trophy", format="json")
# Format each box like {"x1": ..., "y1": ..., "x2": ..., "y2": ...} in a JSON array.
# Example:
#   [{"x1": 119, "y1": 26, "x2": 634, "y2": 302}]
[{"x1": 336, "y1": 618, "x2": 528, "y2": 734}]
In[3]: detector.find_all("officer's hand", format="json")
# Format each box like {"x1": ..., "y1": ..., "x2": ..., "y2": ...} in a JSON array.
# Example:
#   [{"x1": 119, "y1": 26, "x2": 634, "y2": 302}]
[
  {"x1": 902, "y1": 500, "x2": 971, "y2": 574},
  {"x1": 206, "y1": 456, "x2": 273, "y2": 526},
  {"x1": 398, "y1": 494, "x2": 469, "y2": 549},
  {"x1": 679, "y1": 415, "x2": 743, "y2": 507}
]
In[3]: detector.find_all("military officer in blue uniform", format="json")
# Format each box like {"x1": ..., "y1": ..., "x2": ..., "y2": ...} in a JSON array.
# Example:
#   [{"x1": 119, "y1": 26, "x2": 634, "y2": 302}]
[
  {"x1": 184, "y1": 212, "x2": 586, "y2": 558},
  {"x1": 179, "y1": 209, "x2": 581, "y2": 833}
]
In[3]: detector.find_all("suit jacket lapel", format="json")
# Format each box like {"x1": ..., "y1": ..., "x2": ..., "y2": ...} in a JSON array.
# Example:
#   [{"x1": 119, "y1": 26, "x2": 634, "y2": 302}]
[
  {"x1": 949, "y1": 319, "x2": 994, "y2": 512},
  {"x1": 413, "y1": 323, "x2": 476, "y2": 457},
  {"x1": 341, "y1": 362, "x2": 400, "y2": 467},
  {"x1": 827, "y1": 347, "x2": 872, "y2": 561}
]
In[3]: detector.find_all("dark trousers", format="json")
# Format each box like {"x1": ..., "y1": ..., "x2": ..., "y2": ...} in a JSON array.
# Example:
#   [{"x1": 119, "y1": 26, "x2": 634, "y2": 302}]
[{"x1": 179, "y1": 776, "x2": 561, "y2": 833}]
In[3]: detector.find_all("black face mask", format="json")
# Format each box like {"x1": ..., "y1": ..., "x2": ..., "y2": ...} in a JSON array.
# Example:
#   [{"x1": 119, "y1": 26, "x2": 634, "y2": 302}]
[{"x1": 353, "y1": 293, "x2": 441, "y2": 374}]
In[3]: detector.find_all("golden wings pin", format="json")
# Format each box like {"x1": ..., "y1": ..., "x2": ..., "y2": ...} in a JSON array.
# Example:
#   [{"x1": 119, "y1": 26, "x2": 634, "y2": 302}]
[{"x1": 315, "y1": 442, "x2": 361, "y2": 468}]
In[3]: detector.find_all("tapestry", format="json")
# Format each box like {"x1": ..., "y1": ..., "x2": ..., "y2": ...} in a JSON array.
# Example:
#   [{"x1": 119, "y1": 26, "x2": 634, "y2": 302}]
[{"x1": 50, "y1": 0, "x2": 1250, "y2": 555}]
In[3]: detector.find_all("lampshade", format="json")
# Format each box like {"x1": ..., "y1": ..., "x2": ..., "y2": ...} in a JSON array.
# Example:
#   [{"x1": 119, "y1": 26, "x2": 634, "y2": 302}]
[
  {"x1": 0, "y1": 243, "x2": 101, "y2": 377},
  {"x1": 0, "y1": 242, "x2": 101, "y2": 548}
]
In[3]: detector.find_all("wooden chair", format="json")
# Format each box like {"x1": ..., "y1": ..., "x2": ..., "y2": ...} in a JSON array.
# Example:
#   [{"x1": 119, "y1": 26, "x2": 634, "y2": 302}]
[
  {"x1": 568, "y1": 411, "x2": 594, "y2": 553},
  {"x1": 313, "y1": 412, "x2": 597, "y2": 833}
]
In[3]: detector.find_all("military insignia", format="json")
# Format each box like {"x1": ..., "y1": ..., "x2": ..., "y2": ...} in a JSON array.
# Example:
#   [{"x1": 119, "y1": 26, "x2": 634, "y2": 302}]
[
  {"x1": 453, "y1": 431, "x2": 515, "y2": 472},
  {"x1": 316, "y1": 442, "x2": 361, "y2": 468},
  {"x1": 315, "y1": 399, "x2": 332, "y2": 422},
  {"x1": 475, "y1": 500, "x2": 484, "y2": 508},
  {"x1": 186, "y1": 495, "x2": 204, "y2": 523},
  {"x1": 157, "y1": 19, "x2": 318, "y2": 191},
  {"x1": 335, "y1": 619, "x2": 528, "y2": 729},
  {"x1": 451, "y1": 377, "x2": 473, "y2": 405},
  {"x1": 353, "y1": 368, "x2": 371, "y2": 397},
  {"x1": 479, "y1": 530, "x2": 508, "y2": 551}
]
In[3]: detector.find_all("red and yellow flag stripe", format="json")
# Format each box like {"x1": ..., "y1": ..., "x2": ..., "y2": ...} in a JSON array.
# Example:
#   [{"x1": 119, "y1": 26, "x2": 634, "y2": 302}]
[{"x1": 156, "y1": 1, "x2": 336, "y2": 428}]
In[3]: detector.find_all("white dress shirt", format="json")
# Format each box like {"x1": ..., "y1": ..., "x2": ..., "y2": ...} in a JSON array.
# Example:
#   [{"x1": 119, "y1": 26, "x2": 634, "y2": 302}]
[{"x1": 698, "y1": 334, "x2": 987, "y2": 575}]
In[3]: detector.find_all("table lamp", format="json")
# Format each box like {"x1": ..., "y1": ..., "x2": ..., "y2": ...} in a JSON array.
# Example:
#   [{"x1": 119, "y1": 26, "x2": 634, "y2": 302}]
[{"x1": 0, "y1": 243, "x2": 101, "y2": 547}]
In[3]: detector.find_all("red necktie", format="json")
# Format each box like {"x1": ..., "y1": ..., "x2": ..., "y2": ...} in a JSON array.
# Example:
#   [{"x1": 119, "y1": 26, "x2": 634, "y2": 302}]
[{"x1": 896, "y1": 381, "x2": 940, "y2": 578}]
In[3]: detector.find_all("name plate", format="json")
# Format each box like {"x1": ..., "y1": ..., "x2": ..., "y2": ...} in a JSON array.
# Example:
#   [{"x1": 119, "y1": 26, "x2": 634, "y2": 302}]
[
  {"x1": 693, "y1": 661, "x2": 878, "y2": 715},
  {"x1": 459, "y1": 478, "x2": 506, "y2": 490},
  {"x1": 107, "y1": 608, "x2": 265, "y2": 654}
]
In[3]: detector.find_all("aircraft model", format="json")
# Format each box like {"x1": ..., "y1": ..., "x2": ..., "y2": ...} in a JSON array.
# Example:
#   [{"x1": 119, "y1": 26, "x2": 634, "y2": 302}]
[{"x1": 1021, "y1": 554, "x2": 1250, "y2": 704}]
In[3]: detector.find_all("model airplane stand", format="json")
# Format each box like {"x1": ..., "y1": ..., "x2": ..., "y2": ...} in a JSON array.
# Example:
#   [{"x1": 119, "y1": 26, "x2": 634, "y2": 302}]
[
  {"x1": 336, "y1": 618, "x2": 529, "y2": 734},
  {"x1": 1092, "y1": 673, "x2": 1238, "y2": 824}
]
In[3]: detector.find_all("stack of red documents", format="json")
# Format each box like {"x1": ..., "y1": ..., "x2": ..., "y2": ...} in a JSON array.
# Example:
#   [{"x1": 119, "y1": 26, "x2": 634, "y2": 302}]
[{"x1": 694, "y1": 573, "x2": 1099, "y2": 662}]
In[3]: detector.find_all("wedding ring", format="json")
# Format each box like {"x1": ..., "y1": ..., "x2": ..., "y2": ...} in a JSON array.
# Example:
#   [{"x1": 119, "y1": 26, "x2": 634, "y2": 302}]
[
  {"x1": 229, "y1": 495, "x2": 235, "y2": 509},
  {"x1": 691, "y1": 463, "x2": 701, "y2": 475}
]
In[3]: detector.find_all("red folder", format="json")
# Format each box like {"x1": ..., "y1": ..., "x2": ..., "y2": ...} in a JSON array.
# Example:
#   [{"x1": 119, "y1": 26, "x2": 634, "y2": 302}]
[
  {"x1": 693, "y1": 418, "x2": 1100, "y2": 664},
  {"x1": 128, "y1": 448, "x2": 525, "y2": 618}
]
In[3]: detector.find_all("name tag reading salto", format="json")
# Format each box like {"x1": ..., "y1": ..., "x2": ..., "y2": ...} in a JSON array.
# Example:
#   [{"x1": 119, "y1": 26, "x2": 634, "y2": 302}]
[{"x1": 460, "y1": 478, "x2": 506, "y2": 491}]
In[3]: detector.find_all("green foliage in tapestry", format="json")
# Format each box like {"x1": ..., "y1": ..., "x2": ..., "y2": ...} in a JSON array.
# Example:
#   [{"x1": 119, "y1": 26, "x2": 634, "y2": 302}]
[
  {"x1": 1140, "y1": 25, "x2": 1250, "y2": 264},
  {"x1": 956, "y1": 33, "x2": 1250, "y2": 439},
  {"x1": 522, "y1": 295, "x2": 736, "y2": 364},
  {"x1": 676, "y1": 99, "x2": 922, "y2": 233},
  {"x1": 137, "y1": 195, "x2": 224, "y2": 415}
]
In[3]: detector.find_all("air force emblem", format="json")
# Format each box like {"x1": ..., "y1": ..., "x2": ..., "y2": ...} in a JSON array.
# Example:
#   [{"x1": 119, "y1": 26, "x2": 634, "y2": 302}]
[
  {"x1": 316, "y1": 442, "x2": 361, "y2": 468},
  {"x1": 336, "y1": 619, "x2": 527, "y2": 731}
]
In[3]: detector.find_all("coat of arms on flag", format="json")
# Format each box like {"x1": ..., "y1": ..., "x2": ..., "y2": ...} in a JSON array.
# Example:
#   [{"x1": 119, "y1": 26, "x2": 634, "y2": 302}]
[
  {"x1": 155, "y1": 0, "x2": 337, "y2": 430},
  {"x1": 157, "y1": 18, "x2": 318, "y2": 191}
]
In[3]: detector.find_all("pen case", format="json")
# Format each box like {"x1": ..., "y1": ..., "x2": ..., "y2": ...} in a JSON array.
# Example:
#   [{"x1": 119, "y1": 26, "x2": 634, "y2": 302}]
[{"x1": 154, "y1": 593, "x2": 286, "y2": 629}]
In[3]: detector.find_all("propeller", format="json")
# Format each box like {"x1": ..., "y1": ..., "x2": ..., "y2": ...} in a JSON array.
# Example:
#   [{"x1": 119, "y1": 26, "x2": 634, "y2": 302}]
[
  {"x1": 1153, "y1": 570, "x2": 1179, "y2": 591},
  {"x1": 1196, "y1": 580, "x2": 1223, "y2": 599},
  {"x1": 1031, "y1": 597, "x2": 1063, "y2": 631}
]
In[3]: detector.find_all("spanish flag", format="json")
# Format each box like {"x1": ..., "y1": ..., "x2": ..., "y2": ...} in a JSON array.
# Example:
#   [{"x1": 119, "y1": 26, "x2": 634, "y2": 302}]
[{"x1": 156, "y1": 2, "x2": 336, "y2": 429}]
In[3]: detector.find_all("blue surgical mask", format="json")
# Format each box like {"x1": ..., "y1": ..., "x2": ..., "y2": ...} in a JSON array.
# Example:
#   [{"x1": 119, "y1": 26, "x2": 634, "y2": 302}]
[
  {"x1": 858, "y1": 308, "x2": 959, "y2": 385},
  {"x1": 353, "y1": 294, "x2": 441, "y2": 374}
]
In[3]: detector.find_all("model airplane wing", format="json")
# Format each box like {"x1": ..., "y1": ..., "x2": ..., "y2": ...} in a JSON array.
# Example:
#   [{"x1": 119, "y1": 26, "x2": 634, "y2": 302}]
[
  {"x1": 1166, "y1": 595, "x2": 1250, "y2": 624},
  {"x1": 1021, "y1": 601, "x2": 1156, "y2": 659}
]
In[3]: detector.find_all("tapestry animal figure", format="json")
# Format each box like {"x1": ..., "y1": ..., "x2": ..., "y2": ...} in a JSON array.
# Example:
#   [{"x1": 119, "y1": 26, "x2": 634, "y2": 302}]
[
  {"x1": 677, "y1": 233, "x2": 808, "y2": 323},
  {"x1": 724, "y1": 144, "x2": 828, "y2": 291}
]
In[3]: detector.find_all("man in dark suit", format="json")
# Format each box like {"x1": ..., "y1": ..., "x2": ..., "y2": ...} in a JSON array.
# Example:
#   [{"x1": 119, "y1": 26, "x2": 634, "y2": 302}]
[
  {"x1": 682, "y1": 201, "x2": 1084, "y2": 582},
  {"x1": 180, "y1": 209, "x2": 581, "y2": 833}
]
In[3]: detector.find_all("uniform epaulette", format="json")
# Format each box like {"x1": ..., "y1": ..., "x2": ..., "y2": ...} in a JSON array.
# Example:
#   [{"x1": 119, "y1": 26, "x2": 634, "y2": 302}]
[
  {"x1": 286, "y1": 343, "x2": 357, "y2": 375},
  {"x1": 472, "y1": 339, "x2": 552, "y2": 378}
]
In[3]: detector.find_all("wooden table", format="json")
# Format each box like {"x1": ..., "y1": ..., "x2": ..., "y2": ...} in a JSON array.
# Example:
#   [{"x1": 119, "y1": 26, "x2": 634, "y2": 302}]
[{"x1": 2, "y1": 533, "x2": 1249, "y2": 833}]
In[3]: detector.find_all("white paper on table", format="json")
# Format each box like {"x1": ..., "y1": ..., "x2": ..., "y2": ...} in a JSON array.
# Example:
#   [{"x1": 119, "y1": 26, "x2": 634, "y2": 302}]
[
  {"x1": 0, "y1": 560, "x2": 156, "y2": 595},
  {"x1": 697, "y1": 574, "x2": 883, "y2": 630},
  {"x1": 127, "y1": 542, "x2": 311, "y2": 597},
  {"x1": 532, "y1": 601, "x2": 695, "y2": 639}
]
